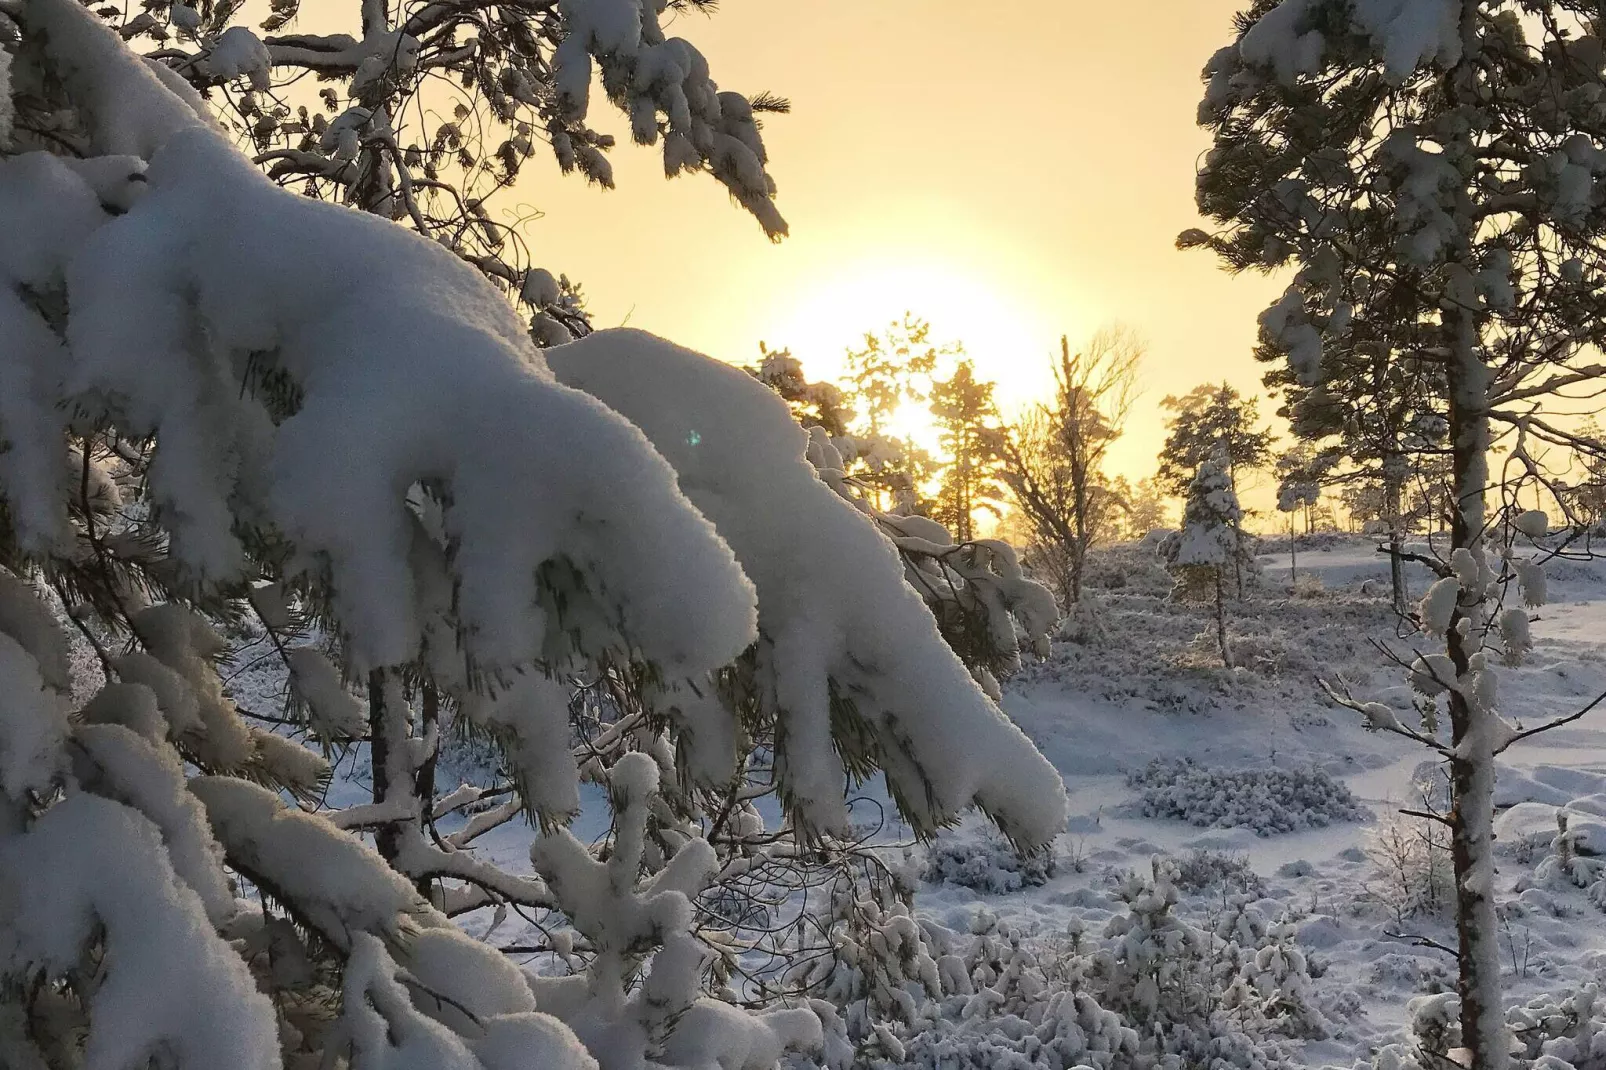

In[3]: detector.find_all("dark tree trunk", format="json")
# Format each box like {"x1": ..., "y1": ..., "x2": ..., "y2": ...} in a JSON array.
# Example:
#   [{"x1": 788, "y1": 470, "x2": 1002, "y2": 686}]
[
  {"x1": 368, "y1": 669, "x2": 401, "y2": 867},
  {"x1": 1442, "y1": 294, "x2": 1506, "y2": 1070},
  {"x1": 1214, "y1": 571, "x2": 1232, "y2": 668},
  {"x1": 1289, "y1": 514, "x2": 1297, "y2": 583}
]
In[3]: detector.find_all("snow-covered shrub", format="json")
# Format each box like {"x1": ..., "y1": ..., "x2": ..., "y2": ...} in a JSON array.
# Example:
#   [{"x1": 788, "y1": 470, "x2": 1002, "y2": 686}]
[
  {"x1": 1127, "y1": 759, "x2": 1365, "y2": 836},
  {"x1": 1055, "y1": 590, "x2": 1108, "y2": 646},
  {"x1": 1171, "y1": 849, "x2": 1265, "y2": 897},
  {"x1": 1506, "y1": 985, "x2": 1606, "y2": 1069},
  {"x1": 1089, "y1": 860, "x2": 1316, "y2": 1064},
  {"x1": 0, "y1": 3, "x2": 1071, "y2": 1066},
  {"x1": 1082, "y1": 539, "x2": 1176, "y2": 599},
  {"x1": 923, "y1": 831, "x2": 1056, "y2": 894},
  {"x1": 1221, "y1": 629, "x2": 1316, "y2": 677},
  {"x1": 853, "y1": 910, "x2": 1147, "y2": 1070},
  {"x1": 1524, "y1": 812, "x2": 1606, "y2": 911},
  {"x1": 784, "y1": 875, "x2": 943, "y2": 1051},
  {"x1": 789, "y1": 861, "x2": 1324, "y2": 1070},
  {"x1": 1219, "y1": 916, "x2": 1329, "y2": 1041},
  {"x1": 1374, "y1": 986, "x2": 1606, "y2": 1070}
]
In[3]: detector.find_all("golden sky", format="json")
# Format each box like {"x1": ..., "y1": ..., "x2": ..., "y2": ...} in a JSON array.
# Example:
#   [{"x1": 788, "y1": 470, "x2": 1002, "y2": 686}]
[{"x1": 519, "y1": 0, "x2": 1289, "y2": 484}]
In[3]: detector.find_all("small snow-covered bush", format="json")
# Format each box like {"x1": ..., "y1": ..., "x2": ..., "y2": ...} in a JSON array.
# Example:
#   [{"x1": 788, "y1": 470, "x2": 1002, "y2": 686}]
[
  {"x1": 1171, "y1": 848, "x2": 1265, "y2": 897},
  {"x1": 790, "y1": 861, "x2": 1324, "y2": 1070},
  {"x1": 1091, "y1": 860, "x2": 1323, "y2": 1060},
  {"x1": 923, "y1": 831, "x2": 1055, "y2": 894},
  {"x1": 1506, "y1": 985, "x2": 1606, "y2": 1068},
  {"x1": 1127, "y1": 759, "x2": 1365, "y2": 836},
  {"x1": 1290, "y1": 573, "x2": 1327, "y2": 600},
  {"x1": 1373, "y1": 986, "x2": 1606, "y2": 1070}
]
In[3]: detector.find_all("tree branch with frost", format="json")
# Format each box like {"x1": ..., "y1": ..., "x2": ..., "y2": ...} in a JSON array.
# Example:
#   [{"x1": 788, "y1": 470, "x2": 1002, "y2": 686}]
[
  {"x1": 1385, "y1": 930, "x2": 1458, "y2": 956},
  {"x1": 1320, "y1": 677, "x2": 1449, "y2": 754},
  {"x1": 1376, "y1": 546, "x2": 1453, "y2": 580}
]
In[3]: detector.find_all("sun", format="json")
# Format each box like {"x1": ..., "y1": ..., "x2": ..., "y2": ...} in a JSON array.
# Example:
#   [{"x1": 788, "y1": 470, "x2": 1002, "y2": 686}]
[{"x1": 767, "y1": 256, "x2": 1075, "y2": 454}]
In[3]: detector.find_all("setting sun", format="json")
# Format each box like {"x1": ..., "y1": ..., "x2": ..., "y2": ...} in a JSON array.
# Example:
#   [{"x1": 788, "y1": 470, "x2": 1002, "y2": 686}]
[{"x1": 771, "y1": 260, "x2": 1070, "y2": 405}]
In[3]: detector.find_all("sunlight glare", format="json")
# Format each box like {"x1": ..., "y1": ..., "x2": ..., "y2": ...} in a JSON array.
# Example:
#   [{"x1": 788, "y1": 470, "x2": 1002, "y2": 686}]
[{"x1": 767, "y1": 256, "x2": 1076, "y2": 453}]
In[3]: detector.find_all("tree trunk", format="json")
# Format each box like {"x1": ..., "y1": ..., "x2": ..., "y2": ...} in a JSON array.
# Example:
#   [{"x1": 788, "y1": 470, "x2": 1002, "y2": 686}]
[
  {"x1": 1233, "y1": 525, "x2": 1245, "y2": 599},
  {"x1": 1289, "y1": 514, "x2": 1298, "y2": 583},
  {"x1": 412, "y1": 682, "x2": 439, "y2": 900},
  {"x1": 368, "y1": 668, "x2": 402, "y2": 867},
  {"x1": 1387, "y1": 476, "x2": 1408, "y2": 615},
  {"x1": 1070, "y1": 464, "x2": 1089, "y2": 604},
  {"x1": 1434, "y1": 7, "x2": 1508, "y2": 1058},
  {"x1": 1443, "y1": 294, "x2": 1507, "y2": 1070},
  {"x1": 1214, "y1": 570, "x2": 1232, "y2": 669}
]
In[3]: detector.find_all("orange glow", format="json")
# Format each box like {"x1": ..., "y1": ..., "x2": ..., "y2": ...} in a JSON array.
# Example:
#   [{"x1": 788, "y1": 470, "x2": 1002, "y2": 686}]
[{"x1": 511, "y1": 0, "x2": 1289, "y2": 482}]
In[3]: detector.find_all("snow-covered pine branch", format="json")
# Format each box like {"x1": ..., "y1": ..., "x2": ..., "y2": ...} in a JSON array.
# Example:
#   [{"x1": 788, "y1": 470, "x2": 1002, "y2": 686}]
[
  {"x1": 7, "y1": 0, "x2": 788, "y2": 341},
  {"x1": 0, "y1": 2, "x2": 1067, "y2": 1065}
]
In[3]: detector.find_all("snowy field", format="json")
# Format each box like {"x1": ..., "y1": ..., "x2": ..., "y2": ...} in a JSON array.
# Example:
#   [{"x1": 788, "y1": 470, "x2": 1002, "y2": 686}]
[
  {"x1": 929, "y1": 536, "x2": 1606, "y2": 1065},
  {"x1": 227, "y1": 533, "x2": 1606, "y2": 1068}
]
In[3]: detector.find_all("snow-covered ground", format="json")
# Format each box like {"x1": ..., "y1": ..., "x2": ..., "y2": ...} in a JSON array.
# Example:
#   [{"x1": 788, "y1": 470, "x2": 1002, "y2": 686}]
[
  {"x1": 229, "y1": 533, "x2": 1606, "y2": 1066},
  {"x1": 914, "y1": 535, "x2": 1606, "y2": 1064}
]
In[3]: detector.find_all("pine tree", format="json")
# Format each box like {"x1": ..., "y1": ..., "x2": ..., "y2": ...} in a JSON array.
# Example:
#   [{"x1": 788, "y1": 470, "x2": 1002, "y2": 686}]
[
  {"x1": 743, "y1": 348, "x2": 1060, "y2": 690},
  {"x1": 840, "y1": 315, "x2": 949, "y2": 512},
  {"x1": 1274, "y1": 444, "x2": 1328, "y2": 583},
  {"x1": 1155, "y1": 383, "x2": 1273, "y2": 499},
  {"x1": 1262, "y1": 283, "x2": 1448, "y2": 611},
  {"x1": 1160, "y1": 456, "x2": 1246, "y2": 668},
  {"x1": 1189, "y1": 2, "x2": 1606, "y2": 1062},
  {"x1": 746, "y1": 341, "x2": 852, "y2": 436},
  {"x1": 0, "y1": 3, "x2": 1070, "y2": 1066},
  {"x1": 1562, "y1": 420, "x2": 1606, "y2": 529},
  {"x1": 842, "y1": 315, "x2": 946, "y2": 438},
  {"x1": 929, "y1": 360, "x2": 1005, "y2": 542},
  {"x1": 1120, "y1": 477, "x2": 1171, "y2": 540}
]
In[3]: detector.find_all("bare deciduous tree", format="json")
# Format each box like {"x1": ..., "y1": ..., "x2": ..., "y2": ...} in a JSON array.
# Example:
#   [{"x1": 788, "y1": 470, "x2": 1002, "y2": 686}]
[{"x1": 1000, "y1": 327, "x2": 1141, "y2": 604}]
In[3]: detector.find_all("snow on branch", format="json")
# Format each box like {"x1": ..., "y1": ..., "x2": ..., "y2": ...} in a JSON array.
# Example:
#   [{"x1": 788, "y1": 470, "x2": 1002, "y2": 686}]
[
  {"x1": 548, "y1": 330, "x2": 1069, "y2": 848},
  {"x1": 0, "y1": 794, "x2": 280, "y2": 1069},
  {"x1": 19, "y1": 0, "x2": 761, "y2": 681}
]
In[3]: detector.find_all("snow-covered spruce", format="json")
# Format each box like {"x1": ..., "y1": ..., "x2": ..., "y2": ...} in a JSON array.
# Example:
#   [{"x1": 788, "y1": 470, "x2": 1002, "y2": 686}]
[
  {"x1": 1127, "y1": 759, "x2": 1365, "y2": 837},
  {"x1": 1159, "y1": 455, "x2": 1256, "y2": 666}
]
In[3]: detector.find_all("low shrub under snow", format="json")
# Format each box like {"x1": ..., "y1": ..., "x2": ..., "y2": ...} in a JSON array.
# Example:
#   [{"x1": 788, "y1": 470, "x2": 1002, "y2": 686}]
[
  {"x1": 923, "y1": 832, "x2": 1057, "y2": 894},
  {"x1": 1127, "y1": 759, "x2": 1366, "y2": 837}
]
